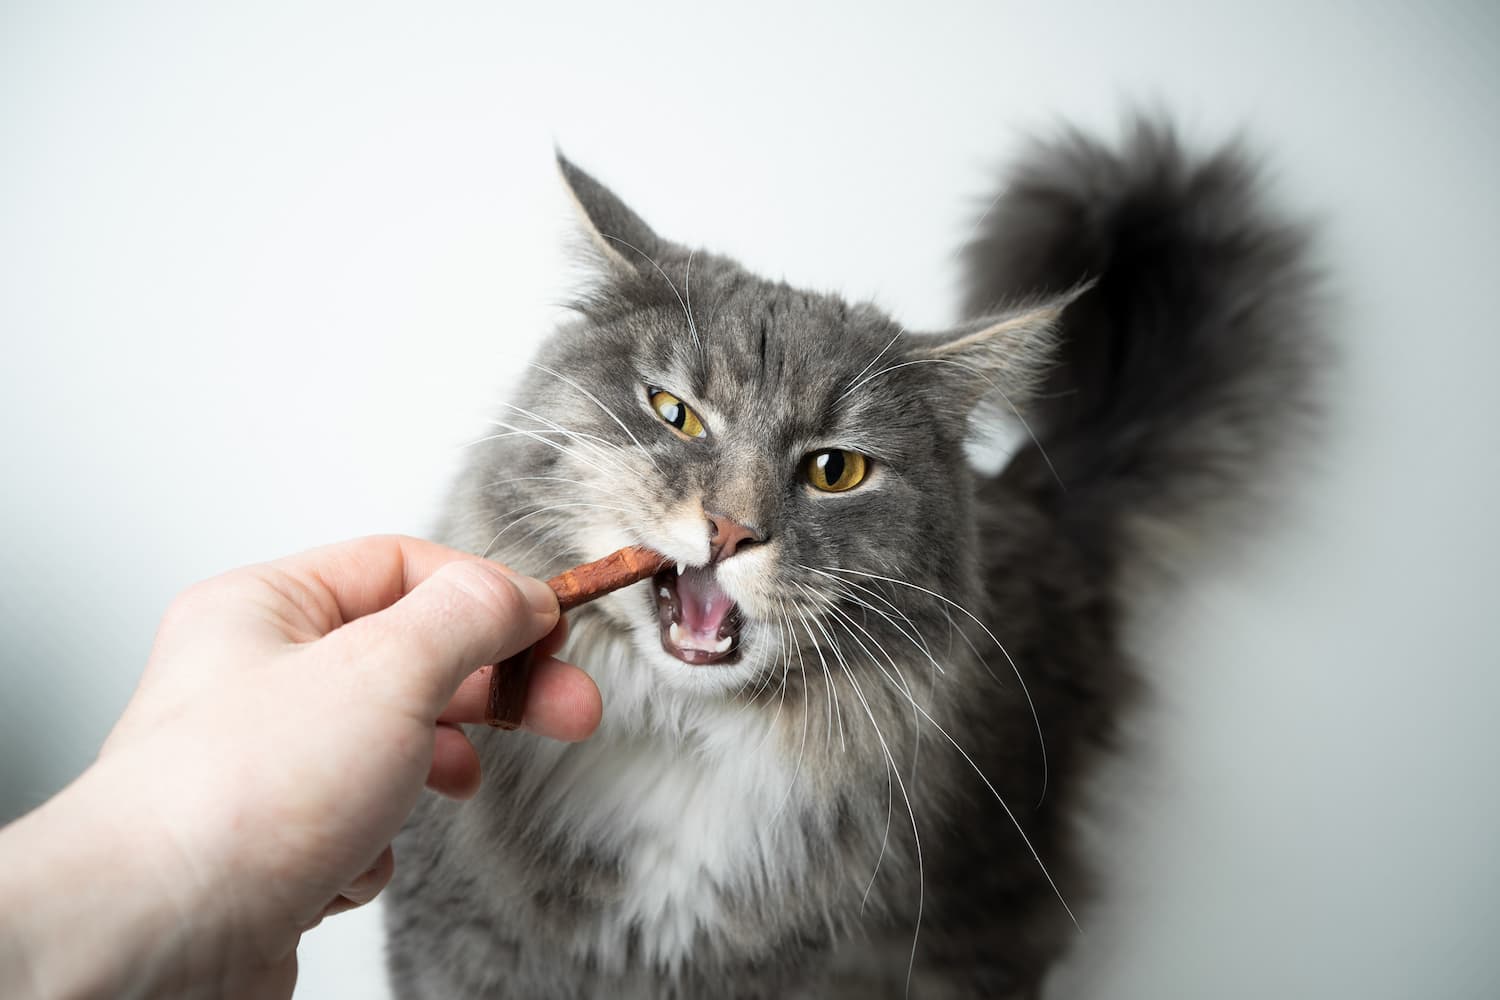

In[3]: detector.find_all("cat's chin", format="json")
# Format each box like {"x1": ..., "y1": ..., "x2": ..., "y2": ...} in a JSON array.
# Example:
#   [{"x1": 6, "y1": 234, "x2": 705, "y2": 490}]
[
  {"x1": 620, "y1": 611, "x2": 777, "y2": 699},
  {"x1": 634, "y1": 641, "x2": 767, "y2": 697}
]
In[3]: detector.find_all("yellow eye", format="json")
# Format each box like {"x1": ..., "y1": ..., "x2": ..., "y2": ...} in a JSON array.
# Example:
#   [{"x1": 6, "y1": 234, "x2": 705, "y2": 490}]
[
  {"x1": 805, "y1": 450, "x2": 868, "y2": 493},
  {"x1": 648, "y1": 389, "x2": 706, "y2": 438}
]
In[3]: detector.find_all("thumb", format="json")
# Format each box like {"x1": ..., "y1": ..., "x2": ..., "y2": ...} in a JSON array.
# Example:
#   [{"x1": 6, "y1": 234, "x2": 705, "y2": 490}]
[{"x1": 333, "y1": 559, "x2": 559, "y2": 717}]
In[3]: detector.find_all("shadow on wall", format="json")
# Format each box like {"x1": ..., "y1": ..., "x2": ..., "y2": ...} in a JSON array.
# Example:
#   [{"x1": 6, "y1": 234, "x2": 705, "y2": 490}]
[{"x1": 0, "y1": 552, "x2": 159, "y2": 826}]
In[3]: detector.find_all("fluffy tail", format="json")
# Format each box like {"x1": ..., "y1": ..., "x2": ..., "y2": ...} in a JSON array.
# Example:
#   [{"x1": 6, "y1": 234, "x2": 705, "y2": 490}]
[{"x1": 966, "y1": 119, "x2": 1324, "y2": 562}]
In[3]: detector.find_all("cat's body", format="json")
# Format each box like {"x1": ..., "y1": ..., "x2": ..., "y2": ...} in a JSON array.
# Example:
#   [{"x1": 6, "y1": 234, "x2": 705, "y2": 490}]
[{"x1": 384, "y1": 121, "x2": 1318, "y2": 998}]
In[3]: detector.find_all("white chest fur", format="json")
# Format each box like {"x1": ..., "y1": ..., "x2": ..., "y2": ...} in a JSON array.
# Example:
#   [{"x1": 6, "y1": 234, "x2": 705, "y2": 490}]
[
  {"x1": 529, "y1": 628, "x2": 818, "y2": 970},
  {"x1": 561, "y1": 730, "x2": 803, "y2": 967}
]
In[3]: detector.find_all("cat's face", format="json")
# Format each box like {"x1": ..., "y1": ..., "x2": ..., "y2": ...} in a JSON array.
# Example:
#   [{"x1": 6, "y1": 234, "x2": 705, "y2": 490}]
[
  {"x1": 512, "y1": 288, "x2": 971, "y2": 698},
  {"x1": 464, "y1": 157, "x2": 1063, "y2": 700}
]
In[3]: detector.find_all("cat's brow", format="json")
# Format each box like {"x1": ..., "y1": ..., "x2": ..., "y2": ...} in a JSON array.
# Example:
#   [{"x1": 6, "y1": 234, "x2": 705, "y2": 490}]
[{"x1": 601, "y1": 233, "x2": 704, "y2": 363}]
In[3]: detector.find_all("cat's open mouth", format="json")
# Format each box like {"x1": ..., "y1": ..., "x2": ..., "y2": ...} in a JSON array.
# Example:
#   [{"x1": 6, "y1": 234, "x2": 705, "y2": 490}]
[{"x1": 652, "y1": 563, "x2": 743, "y2": 665}]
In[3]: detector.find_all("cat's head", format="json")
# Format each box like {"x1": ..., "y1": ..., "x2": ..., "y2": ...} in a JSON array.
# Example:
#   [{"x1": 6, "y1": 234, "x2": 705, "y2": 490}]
[{"x1": 462, "y1": 155, "x2": 1066, "y2": 702}]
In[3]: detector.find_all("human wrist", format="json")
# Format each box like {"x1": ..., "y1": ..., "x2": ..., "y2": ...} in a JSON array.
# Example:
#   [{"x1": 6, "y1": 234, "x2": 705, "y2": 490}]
[{"x1": 0, "y1": 764, "x2": 243, "y2": 999}]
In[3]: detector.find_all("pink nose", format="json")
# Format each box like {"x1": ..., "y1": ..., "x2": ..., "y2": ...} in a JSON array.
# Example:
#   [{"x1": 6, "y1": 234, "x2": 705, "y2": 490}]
[{"x1": 707, "y1": 513, "x2": 764, "y2": 563}]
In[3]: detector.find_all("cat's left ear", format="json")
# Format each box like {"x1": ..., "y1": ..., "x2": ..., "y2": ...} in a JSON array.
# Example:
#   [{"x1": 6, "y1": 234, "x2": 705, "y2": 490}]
[
  {"x1": 555, "y1": 151, "x2": 680, "y2": 280},
  {"x1": 912, "y1": 290, "x2": 1084, "y2": 412}
]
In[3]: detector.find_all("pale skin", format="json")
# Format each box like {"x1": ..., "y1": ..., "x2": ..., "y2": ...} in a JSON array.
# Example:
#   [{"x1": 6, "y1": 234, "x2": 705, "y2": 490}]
[{"x1": 0, "y1": 536, "x2": 603, "y2": 999}]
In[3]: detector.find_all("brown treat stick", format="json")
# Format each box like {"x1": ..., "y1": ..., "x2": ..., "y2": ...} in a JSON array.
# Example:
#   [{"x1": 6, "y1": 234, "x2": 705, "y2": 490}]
[{"x1": 484, "y1": 544, "x2": 666, "y2": 729}]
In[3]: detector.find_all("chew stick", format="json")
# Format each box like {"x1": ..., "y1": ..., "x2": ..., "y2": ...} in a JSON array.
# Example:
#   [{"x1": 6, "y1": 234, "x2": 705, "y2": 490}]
[{"x1": 484, "y1": 544, "x2": 666, "y2": 729}]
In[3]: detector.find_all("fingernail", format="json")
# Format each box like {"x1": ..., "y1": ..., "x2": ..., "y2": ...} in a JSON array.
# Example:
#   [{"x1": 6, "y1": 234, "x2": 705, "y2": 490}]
[{"x1": 509, "y1": 573, "x2": 557, "y2": 616}]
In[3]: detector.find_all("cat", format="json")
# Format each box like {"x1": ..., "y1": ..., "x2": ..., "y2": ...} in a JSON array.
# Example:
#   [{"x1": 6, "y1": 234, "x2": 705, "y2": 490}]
[{"x1": 383, "y1": 118, "x2": 1320, "y2": 999}]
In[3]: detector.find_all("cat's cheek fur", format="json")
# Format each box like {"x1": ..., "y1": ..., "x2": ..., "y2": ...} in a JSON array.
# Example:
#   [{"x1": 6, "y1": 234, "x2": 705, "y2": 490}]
[{"x1": 711, "y1": 543, "x2": 778, "y2": 619}]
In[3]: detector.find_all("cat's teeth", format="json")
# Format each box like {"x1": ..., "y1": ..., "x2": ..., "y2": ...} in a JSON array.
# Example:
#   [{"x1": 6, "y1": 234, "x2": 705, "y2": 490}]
[
  {"x1": 658, "y1": 586, "x2": 671, "y2": 599},
  {"x1": 669, "y1": 622, "x2": 683, "y2": 644},
  {"x1": 714, "y1": 635, "x2": 732, "y2": 653},
  {"x1": 676, "y1": 561, "x2": 686, "y2": 576}
]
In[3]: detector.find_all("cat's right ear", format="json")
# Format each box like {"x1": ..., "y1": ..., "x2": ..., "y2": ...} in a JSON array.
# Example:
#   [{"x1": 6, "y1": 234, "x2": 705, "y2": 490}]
[{"x1": 556, "y1": 152, "x2": 673, "y2": 280}]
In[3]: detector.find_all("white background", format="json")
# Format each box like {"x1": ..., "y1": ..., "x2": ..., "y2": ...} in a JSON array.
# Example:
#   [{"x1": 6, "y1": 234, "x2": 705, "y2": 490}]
[{"x1": 2, "y1": 2, "x2": 1497, "y2": 997}]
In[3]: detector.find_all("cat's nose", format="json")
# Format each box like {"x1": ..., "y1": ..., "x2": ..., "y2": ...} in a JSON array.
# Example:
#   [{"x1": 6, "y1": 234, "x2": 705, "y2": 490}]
[{"x1": 706, "y1": 513, "x2": 765, "y2": 563}]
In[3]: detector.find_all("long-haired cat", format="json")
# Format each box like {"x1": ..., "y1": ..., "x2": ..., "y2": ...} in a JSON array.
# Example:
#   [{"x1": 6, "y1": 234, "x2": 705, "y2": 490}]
[{"x1": 384, "y1": 119, "x2": 1319, "y2": 998}]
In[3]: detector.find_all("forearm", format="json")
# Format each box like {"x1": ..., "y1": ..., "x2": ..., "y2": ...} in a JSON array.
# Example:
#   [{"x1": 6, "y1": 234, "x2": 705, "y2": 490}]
[{"x1": 0, "y1": 768, "x2": 209, "y2": 999}]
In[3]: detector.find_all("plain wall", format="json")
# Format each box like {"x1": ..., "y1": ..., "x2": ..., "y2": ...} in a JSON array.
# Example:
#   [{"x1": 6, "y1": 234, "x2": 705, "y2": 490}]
[{"x1": 2, "y1": 2, "x2": 1497, "y2": 997}]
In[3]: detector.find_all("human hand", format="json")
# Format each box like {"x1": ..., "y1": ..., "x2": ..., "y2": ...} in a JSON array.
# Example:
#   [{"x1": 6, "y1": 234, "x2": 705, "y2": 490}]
[{"x1": 0, "y1": 535, "x2": 601, "y2": 999}]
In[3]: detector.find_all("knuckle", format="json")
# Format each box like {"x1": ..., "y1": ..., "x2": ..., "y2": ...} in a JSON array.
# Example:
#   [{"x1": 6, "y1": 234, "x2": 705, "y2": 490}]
[
  {"x1": 161, "y1": 577, "x2": 223, "y2": 626},
  {"x1": 446, "y1": 561, "x2": 530, "y2": 625}
]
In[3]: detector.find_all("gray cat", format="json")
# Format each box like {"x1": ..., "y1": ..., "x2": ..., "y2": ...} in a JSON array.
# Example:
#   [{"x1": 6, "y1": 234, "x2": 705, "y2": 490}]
[{"x1": 384, "y1": 120, "x2": 1319, "y2": 998}]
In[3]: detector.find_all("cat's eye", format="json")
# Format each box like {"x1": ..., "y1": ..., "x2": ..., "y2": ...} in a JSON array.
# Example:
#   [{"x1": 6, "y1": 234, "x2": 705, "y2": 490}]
[
  {"x1": 804, "y1": 450, "x2": 869, "y2": 493},
  {"x1": 648, "y1": 389, "x2": 707, "y2": 439}
]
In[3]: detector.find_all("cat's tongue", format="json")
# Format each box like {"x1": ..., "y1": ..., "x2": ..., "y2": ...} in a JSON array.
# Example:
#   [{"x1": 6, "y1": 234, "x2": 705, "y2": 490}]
[{"x1": 675, "y1": 566, "x2": 735, "y2": 645}]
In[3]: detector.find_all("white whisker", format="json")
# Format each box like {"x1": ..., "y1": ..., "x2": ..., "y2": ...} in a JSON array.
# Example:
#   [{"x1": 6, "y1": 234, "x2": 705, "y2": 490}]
[
  {"x1": 684, "y1": 248, "x2": 706, "y2": 364},
  {"x1": 887, "y1": 679, "x2": 1077, "y2": 930},
  {"x1": 793, "y1": 602, "x2": 844, "y2": 758},
  {"x1": 843, "y1": 323, "x2": 909, "y2": 394},
  {"x1": 833, "y1": 652, "x2": 925, "y2": 997},
  {"x1": 526, "y1": 361, "x2": 665, "y2": 474},
  {"x1": 494, "y1": 404, "x2": 639, "y2": 474},
  {"x1": 802, "y1": 567, "x2": 945, "y2": 676},
  {"x1": 600, "y1": 234, "x2": 703, "y2": 359},
  {"x1": 480, "y1": 474, "x2": 608, "y2": 493},
  {"x1": 767, "y1": 600, "x2": 812, "y2": 829},
  {"x1": 792, "y1": 584, "x2": 897, "y2": 919},
  {"x1": 818, "y1": 596, "x2": 930, "y2": 854},
  {"x1": 479, "y1": 501, "x2": 634, "y2": 560},
  {"x1": 811, "y1": 583, "x2": 1077, "y2": 930},
  {"x1": 836, "y1": 357, "x2": 1064, "y2": 490},
  {"x1": 749, "y1": 608, "x2": 794, "y2": 757},
  {"x1": 477, "y1": 419, "x2": 627, "y2": 481},
  {"x1": 821, "y1": 565, "x2": 1051, "y2": 805}
]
